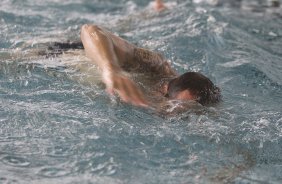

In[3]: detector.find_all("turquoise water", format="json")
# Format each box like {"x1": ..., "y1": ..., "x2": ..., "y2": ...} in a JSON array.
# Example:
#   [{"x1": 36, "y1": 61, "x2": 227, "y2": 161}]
[{"x1": 1, "y1": 0, "x2": 282, "y2": 183}]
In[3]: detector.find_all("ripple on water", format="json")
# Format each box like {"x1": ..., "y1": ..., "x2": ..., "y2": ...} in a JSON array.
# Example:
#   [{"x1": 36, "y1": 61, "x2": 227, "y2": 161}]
[
  {"x1": 0, "y1": 177, "x2": 18, "y2": 184},
  {"x1": 37, "y1": 167, "x2": 71, "y2": 178},
  {"x1": 47, "y1": 145, "x2": 73, "y2": 157},
  {"x1": 1, "y1": 155, "x2": 30, "y2": 167},
  {"x1": 90, "y1": 157, "x2": 118, "y2": 176}
]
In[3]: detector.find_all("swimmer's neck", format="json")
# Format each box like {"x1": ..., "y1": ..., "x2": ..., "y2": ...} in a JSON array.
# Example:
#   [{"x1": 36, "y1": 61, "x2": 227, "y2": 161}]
[{"x1": 145, "y1": 77, "x2": 172, "y2": 98}]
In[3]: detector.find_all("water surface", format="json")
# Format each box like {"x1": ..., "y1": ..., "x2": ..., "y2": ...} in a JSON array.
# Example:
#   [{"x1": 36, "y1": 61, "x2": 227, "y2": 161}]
[{"x1": 0, "y1": 0, "x2": 282, "y2": 183}]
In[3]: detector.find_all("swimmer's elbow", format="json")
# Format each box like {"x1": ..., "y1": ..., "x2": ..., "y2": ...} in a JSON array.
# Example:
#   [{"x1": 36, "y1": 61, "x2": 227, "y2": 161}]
[
  {"x1": 81, "y1": 24, "x2": 100, "y2": 33},
  {"x1": 81, "y1": 24, "x2": 110, "y2": 46}
]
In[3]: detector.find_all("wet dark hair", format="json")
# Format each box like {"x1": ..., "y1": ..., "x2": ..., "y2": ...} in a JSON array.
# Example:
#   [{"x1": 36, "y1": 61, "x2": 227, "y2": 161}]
[{"x1": 166, "y1": 72, "x2": 221, "y2": 105}]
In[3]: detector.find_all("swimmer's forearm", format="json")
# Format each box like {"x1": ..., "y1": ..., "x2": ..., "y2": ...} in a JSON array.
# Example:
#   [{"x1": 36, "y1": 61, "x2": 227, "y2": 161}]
[{"x1": 81, "y1": 25, "x2": 122, "y2": 72}]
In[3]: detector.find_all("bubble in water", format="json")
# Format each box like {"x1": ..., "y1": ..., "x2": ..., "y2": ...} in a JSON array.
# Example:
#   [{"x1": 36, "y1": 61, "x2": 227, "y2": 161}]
[{"x1": 1, "y1": 155, "x2": 30, "y2": 167}]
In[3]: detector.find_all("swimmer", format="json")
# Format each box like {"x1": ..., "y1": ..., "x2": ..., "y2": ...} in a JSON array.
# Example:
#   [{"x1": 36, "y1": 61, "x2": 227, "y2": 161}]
[
  {"x1": 80, "y1": 24, "x2": 221, "y2": 108},
  {"x1": 153, "y1": 0, "x2": 167, "y2": 11}
]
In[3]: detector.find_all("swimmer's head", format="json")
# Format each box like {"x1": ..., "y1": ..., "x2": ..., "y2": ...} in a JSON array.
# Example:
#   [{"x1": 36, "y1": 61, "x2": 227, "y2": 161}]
[{"x1": 165, "y1": 72, "x2": 221, "y2": 105}]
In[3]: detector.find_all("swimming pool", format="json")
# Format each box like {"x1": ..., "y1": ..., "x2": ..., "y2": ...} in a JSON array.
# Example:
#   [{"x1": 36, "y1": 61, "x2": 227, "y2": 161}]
[{"x1": 0, "y1": 0, "x2": 282, "y2": 183}]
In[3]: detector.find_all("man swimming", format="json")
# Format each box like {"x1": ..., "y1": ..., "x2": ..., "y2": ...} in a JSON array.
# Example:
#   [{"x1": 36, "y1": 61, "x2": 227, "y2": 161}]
[
  {"x1": 80, "y1": 24, "x2": 221, "y2": 108},
  {"x1": 154, "y1": 0, "x2": 167, "y2": 11}
]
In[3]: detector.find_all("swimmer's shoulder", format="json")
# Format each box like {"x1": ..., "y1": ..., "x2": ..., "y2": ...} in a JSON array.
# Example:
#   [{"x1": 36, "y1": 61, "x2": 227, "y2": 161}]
[{"x1": 131, "y1": 47, "x2": 177, "y2": 77}]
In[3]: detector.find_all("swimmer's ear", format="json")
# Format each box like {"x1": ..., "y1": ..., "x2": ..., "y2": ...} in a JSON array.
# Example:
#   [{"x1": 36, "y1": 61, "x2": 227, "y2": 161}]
[
  {"x1": 163, "y1": 83, "x2": 169, "y2": 94},
  {"x1": 159, "y1": 81, "x2": 169, "y2": 96}
]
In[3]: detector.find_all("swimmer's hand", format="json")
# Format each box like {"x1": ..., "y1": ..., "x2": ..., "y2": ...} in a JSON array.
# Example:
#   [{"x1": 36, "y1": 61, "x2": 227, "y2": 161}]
[{"x1": 103, "y1": 72, "x2": 148, "y2": 107}]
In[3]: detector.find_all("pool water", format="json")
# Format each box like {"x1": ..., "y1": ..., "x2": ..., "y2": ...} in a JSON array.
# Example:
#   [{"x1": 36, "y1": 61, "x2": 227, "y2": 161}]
[{"x1": 0, "y1": 0, "x2": 282, "y2": 183}]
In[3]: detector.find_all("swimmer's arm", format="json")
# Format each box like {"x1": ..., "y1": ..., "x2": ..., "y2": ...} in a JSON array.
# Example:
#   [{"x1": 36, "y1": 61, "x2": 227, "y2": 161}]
[
  {"x1": 87, "y1": 26, "x2": 176, "y2": 77},
  {"x1": 80, "y1": 24, "x2": 148, "y2": 107}
]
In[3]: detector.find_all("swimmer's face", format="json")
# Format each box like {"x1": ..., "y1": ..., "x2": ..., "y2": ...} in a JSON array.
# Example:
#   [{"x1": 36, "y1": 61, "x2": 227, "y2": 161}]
[
  {"x1": 164, "y1": 74, "x2": 197, "y2": 101},
  {"x1": 172, "y1": 90, "x2": 196, "y2": 101}
]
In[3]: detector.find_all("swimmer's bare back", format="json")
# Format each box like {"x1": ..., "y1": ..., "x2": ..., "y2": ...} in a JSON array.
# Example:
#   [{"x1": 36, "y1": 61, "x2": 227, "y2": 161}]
[{"x1": 80, "y1": 24, "x2": 176, "y2": 107}]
